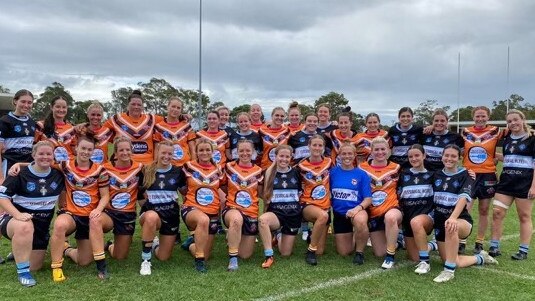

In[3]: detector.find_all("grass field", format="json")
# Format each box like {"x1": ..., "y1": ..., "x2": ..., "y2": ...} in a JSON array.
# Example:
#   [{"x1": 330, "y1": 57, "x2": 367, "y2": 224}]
[{"x1": 1, "y1": 168, "x2": 535, "y2": 300}]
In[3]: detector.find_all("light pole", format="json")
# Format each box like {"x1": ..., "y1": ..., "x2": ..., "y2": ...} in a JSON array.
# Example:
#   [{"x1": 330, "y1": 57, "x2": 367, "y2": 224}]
[{"x1": 196, "y1": 0, "x2": 203, "y2": 129}]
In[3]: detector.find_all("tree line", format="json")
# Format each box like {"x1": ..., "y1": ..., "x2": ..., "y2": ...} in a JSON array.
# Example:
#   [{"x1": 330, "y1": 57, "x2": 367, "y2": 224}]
[{"x1": 1, "y1": 82, "x2": 532, "y2": 130}]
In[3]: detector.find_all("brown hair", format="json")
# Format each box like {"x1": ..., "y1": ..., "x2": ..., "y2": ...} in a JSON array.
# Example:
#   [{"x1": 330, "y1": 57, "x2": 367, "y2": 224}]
[
  {"x1": 471, "y1": 106, "x2": 490, "y2": 117},
  {"x1": 12, "y1": 89, "x2": 34, "y2": 106}
]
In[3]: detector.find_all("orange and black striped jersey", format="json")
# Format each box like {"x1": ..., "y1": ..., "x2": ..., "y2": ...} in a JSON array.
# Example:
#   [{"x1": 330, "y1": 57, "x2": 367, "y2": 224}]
[
  {"x1": 103, "y1": 161, "x2": 143, "y2": 212},
  {"x1": 195, "y1": 129, "x2": 229, "y2": 170},
  {"x1": 287, "y1": 123, "x2": 304, "y2": 135},
  {"x1": 183, "y1": 161, "x2": 224, "y2": 215},
  {"x1": 297, "y1": 157, "x2": 332, "y2": 210},
  {"x1": 154, "y1": 119, "x2": 196, "y2": 167},
  {"x1": 359, "y1": 161, "x2": 400, "y2": 218},
  {"x1": 258, "y1": 124, "x2": 291, "y2": 170},
  {"x1": 330, "y1": 129, "x2": 358, "y2": 166},
  {"x1": 225, "y1": 161, "x2": 263, "y2": 218},
  {"x1": 461, "y1": 126, "x2": 503, "y2": 173},
  {"x1": 354, "y1": 130, "x2": 389, "y2": 161},
  {"x1": 38, "y1": 121, "x2": 76, "y2": 164},
  {"x1": 250, "y1": 122, "x2": 264, "y2": 133},
  {"x1": 104, "y1": 113, "x2": 162, "y2": 164},
  {"x1": 61, "y1": 160, "x2": 109, "y2": 217},
  {"x1": 90, "y1": 126, "x2": 114, "y2": 164}
]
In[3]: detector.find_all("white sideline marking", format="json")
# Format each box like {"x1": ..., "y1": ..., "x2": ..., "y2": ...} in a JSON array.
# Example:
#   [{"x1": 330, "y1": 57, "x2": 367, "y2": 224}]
[
  {"x1": 254, "y1": 263, "x2": 411, "y2": 301},
  {"x1": 482, "y1": 268, "x2": 535, "y2": 281}
]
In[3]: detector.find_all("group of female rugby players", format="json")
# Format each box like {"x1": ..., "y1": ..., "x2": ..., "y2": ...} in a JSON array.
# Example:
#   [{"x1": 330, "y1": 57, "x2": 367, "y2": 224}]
[{"x1": 0, "y1": 88, "x2": 532, "y2": 287}]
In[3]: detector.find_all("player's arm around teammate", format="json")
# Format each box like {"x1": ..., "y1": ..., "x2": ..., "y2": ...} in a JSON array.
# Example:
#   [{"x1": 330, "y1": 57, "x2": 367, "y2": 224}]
[
  {"x1": 258, "y1": 145, "x2": 302, "y2": 268},
  {"x1": 223, "y1": 140, "x2": 263, "y2": 271},
  {"x1": 0, "y1": 141, "x2": 65, "y2": 287},
  {"x1": 330, "y1": 143, "x2": 372, "y2": 265}
]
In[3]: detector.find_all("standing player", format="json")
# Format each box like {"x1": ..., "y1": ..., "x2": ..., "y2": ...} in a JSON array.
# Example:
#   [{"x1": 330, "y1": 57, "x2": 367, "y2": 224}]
[
  {"x1": 432, "y1": 145, "x2": 497, "y2": 283},
  {"x1": 81, "y1": 102, "x2": 114, "y2": 164},
  {"x1": 316, "y1": 104, "x2": 337, "y2": 135},
  {"x1": 297, "y1": 135, "x2": 332, "y2": 265},
  {"x1": 460, "y1": 106, "x2": 503, "y2": 254},
  {"x1": 181, "y1": 139, "x2": 225, "y2": 272},
  {"x1": 388, "y1": 107, "x2": 423, "y2": 170},
  {"x1": 217, "y1": 106, "x2": 235, "y2": 137},
  {"x1": 223, "y1": 140, "x2": 263, "y2": 271},
  {"x1": 191, "y1": 111, "x2": 229, "y2": 170},
  {"x1": 249, "y1": 104, "x2": 264, "y2": 132},
  {"x1": 0, "y1": 89, "x2": 39, "y2": 184},
  {"x1": 288, "y1": 114, "x2": 320, "y2": 164},
  {"x1": 227, "y1": 112, "x2": 263, "y2": 164},
  {"x1": 258, "y1": 145, "x2": 302, "y2": 268},
  {"x1": 421, "y1": 109, "x2": 463, "y2": 171},
  {"x1": 39, "y1": 96, "x2": 77, "y2": 164},
  {"x1": 0, "y1": 141, "x2": 65, "y2": 287},
  {"x1": 330, "y1": 143, "x2": 372, "y2": 265},
  {"x1": 491, "y1": 109, "x2": 535, "y2": 260},
  {"x1": 354, "y1": 113, "x2": 389, "y2": 164},
  {"x1": 287, "y1": 101, "x2": 304, "y2": 134},
  {"x1": 154, "y1": 97, "x2": 196, "y2": 167},
  {"x1": 138, "y1": 141, "x2": 186, "y2": 275},
  {"x1": 329, "y1": 111, "x2": 358, "y2": 166},
  {"x1": 359, "y1": 137, "x2": 403, "y2": 269},
  {"x1": 258, "y1": 108, "x2": 290, "y2": 170}
]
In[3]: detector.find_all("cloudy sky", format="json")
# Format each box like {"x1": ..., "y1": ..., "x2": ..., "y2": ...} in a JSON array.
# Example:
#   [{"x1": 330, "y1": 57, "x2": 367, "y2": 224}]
[{"x1": 1, "y1": 0, "x2": 534, "y2": 123}]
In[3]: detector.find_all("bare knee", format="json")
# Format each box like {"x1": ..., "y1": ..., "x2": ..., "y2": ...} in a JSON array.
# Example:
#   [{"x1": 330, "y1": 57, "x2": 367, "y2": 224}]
[
  {"x1": 316, "y1": 212, "x2": 328, "y2": 225},
  {"x1": 16, "y1": 221, "x2": 34, "y2": 237}
]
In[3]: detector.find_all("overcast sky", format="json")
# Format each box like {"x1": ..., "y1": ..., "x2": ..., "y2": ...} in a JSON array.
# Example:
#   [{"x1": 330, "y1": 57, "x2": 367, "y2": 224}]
[{"x1": 1, "y1": 0, "x2": 534, "y2": 123}]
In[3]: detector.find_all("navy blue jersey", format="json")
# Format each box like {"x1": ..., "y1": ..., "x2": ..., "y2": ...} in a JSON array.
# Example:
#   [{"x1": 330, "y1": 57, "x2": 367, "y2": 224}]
[
  {"x1": 317, "y1": 122, "x2": 337, "y2": 135},
  {"x1": 433, "y1": 168, "x2": 473, "y2": 219},
  {"x1": 498, "y1": 134, "x2": 535, "y2": 194},
  {"x1": 143, "y1": 165, "x2": 186, "y2": 205},
  {"x1": 388, "y1": 124, "x2": 423, "y2": 169},
  {"x1": 228, "y1": 130, "x2": 263, "y2": 161},
  {"x1": 0, "y1": 112, "x2": 38, "y2": 163},
  {"x1": 421, "y1": 131, "x2": 464, "y2": 171},
  {"x1": 397, "y1": 168, "x2": 434, "y2": 217},
  {"x1": 267, "y1": 167, "x2": 302, "y2": 217},
  {"x1": 221, "y1": 125, "x2": 236, "y2": 138},
  {"x1": 330, "y1": 166, "x2": 372, "y2": 215},
  {"x1": 288, "y1": 131, "x2": 331, "y2": 164},
  {"x1": 0, "y1": 164, "x2": 65, "y2": 214}
]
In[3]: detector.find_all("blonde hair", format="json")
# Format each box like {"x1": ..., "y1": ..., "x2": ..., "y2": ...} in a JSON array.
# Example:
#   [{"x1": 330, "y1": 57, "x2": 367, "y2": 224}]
[
  {"x1": 370, "y1": 137, "x2": 390, "y2": 159},
  {"x1": 506, "y1": 109, "x2": 531, "y2": 136},
  {"x1": 339, "y1": 142, "x2": 357, "y2": 155},
  {"x1": 87, "y1": 101, "x2": 104, "y2": 114},
  {"x1": 143, "y1": 141, "x2": 174, "y2": 189},
  {"x1": 110, "y1": 136, "x2": 133, "y2": 162},
  {"x1": 32, "y1": 141, "x2": 54, "y2": 156},
  {"x1": 195, "y1": 138, "x2": 222, "y2": 174},
  {"x1": 263, "y1": 145, "x2": 293, "y2": 201}
]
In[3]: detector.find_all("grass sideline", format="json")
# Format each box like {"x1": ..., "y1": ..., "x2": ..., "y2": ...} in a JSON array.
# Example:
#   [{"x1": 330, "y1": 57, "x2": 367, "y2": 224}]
[{"x1": 1, "y1": 166, "x2": 535, "y2": 300}]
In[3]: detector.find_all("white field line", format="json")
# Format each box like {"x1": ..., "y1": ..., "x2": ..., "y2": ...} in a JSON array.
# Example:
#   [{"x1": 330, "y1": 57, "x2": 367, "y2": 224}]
[
  {"x1": 253, "y1": 263, "x2": 411, "y2": 301},
  {"x1": 255, "y1": 230, "x2": 535, "y2": 301}
]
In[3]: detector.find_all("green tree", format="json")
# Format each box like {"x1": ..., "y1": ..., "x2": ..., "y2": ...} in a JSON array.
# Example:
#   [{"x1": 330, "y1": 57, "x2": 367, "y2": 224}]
[
  {"x1": 139, "y1": 78, "x2": 179, "y2": 115},
  {"x1": 230, "y1": 104, "x2": 251, "y2": 123},
  {"x1": 490, "y1": 94, "x2": 526, "y2": 120},
  {"x1": 298, "y1": 104, "x2": 315, "y2": 118},
  {"x1": 110, "y1": 87, "x2": 134, "y2": 115},
  {"x1": 70, "y1": 100, "x2": 99, "y2": 124},
  {"x1": 314, "y1": 92, "x2": 349, "y2": 120},
  {"x1": 31, "y1": 82, "x2": 75, "y2": 121},
  {"x1": 0, "y1": 85, "x2": 10, "y2": 93},
  {"x1": 449, "y1": 106, "x2": 474, "y2": 122},
  {"x1": 413, "y1": 99, "x2": 450, "y2": 126}
]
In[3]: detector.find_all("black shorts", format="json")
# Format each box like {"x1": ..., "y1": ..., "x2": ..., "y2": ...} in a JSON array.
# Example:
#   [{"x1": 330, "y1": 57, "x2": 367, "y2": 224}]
[
  {"x1": 434, "y1": 211, "x2": 473, "y2": 242},
  {"x1": 222, "y1": 208, "x2": 258, "y2": 236},
  {"x1": 0, "y1": 211, "x2": 53, "y2": 250},
  {"x1": 268, "y1": 210, "x2": 301, "y2": 236},
  {"x1": 496, "y1": 172, "x2": 532, "y2": 199},
  {"x1": 368, "y1": 207, "x2": 401, "y2": 233},
  {"x1": 402, "y1": 213, "x2": 433, "y2": 238},
  {"x1": 473, "y1": 173, "x2": 497, "y2": 200},
  {"x1": 59, "y1": 211, "x2": 90, "y2": 240},
  {"x1": 332, "y1": 211, "x2": 356, "y2": 234},
  {"x1": 181, "y1": 205, "x2": 219, "y2": 235},
  {"x1": 301, "y1": 204, "x2": 332, "y2": 225},
  {"x1": 140, "y1": 202, "x2": 180, "y2": 236},
  {"x1": 105, "y1": 209, "x2": 136, "y2": 236}
]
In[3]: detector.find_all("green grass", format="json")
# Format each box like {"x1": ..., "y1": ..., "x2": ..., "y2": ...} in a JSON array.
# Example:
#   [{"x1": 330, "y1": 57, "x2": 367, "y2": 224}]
[{"x1": 1, "y1": 163, "x2": 535, "y2": 300}]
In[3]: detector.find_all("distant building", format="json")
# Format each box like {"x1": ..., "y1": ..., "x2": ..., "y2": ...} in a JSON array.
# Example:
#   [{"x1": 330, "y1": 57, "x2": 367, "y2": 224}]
[{"x1": 0, "y1": 93, "x2": 14, "y2": 116}]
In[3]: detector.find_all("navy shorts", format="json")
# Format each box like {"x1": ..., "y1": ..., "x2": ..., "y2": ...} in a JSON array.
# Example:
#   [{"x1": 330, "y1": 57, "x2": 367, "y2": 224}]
[
  {"x1": 268, "y1": 210, "x2": 301, "y2": 236},
  {"x1": 473, "y1": 173, "x2": 497, "y2": 200},
  {"x1": 402, "y1": 213, "x2": 433, "y2": 238},
  {"x1": 0, "y1": 211, "x2": 53, "y2": 250},
  {"x1": 105, "y1": 209, "x2": 136, "y2": 236},
  {"x1": 332, "y1": 211, "x2": 355, "y2": 234},
  {"x1": 58, "y1": 211, "x2": 90, "y2": 240},
  {"x1": 222, "y1": 208, "x2": 258, "y2": 236},
  {"x1": 140, "y1": 202, "x2": 180, "y2": 236},
  {"x1": 181, "y1": 205, "x2": 219, "y2": 235},
  {"x1": 434, "y1": 212, "x2": 473, "y2": 242}
]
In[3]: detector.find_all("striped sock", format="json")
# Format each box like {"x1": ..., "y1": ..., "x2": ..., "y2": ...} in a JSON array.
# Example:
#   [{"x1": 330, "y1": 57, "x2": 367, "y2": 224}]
[
  {"x1": 386, "y1": 248, "x2": 396, "y2": 261},
  {"x1": 16, "y1": 261, "x2": 31, "y2": 278},
  {"x1": 459, "y1": 239, "x2": 467, "y2": 245},
  {"x1": 475, "y1": 254, "x2": 484, "y2": 265},
  {"x1": 444, "y1": 261, "x2": 457, "y2": 272},
  {"x1": 142, "y1": 240, "x2": 152, "y2": 261},
  {"x1": 51, "y1": 259, "x2": 63, "y2": 269},
  {"x1": 229, "y1": 248, "x2": 239, "y2": 258},
  {"x1": 428, "y1": 240, "x2": 438, "y2": 251},
  {"x1": 419, "y1": 250, "x2": 430, "y2": 263},
  {"x1": 490, "y1": 239, "x2": 500, "y2": 249},
  {"x1": 519, "y1": 244, "x2": 529, "y2": 254},
  {"x1": 264, "y1": 249, "x2": 274, "y2": 257},
  {"x1": 308, "y1": 245, "x2": 318, "y2": 253},
  {"x1": 93, "y1": 252, "x2": 106, "y2": 272}
]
